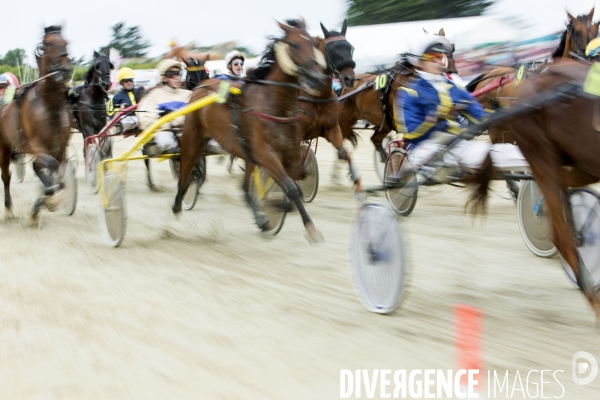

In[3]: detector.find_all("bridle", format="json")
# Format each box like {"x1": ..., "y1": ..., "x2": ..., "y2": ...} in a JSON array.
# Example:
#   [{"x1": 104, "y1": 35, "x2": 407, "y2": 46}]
[
  {"x1": 567, "y1": 17, "x2": 596, "y2": 57},
  {"x1": 88, "y1": 57, "x2": 112, "y2": 93},
  {"x1": 323, "y1": 35, "x2": 356, "y2": 79}
]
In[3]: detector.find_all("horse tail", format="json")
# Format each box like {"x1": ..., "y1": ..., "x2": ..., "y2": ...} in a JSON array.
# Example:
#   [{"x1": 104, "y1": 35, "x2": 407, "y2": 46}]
[
  {"x1": 465, "y1": 153, "x2": 494, "y2": 216},
  {"x1": 346, "y1": 129, "x2": 360, "y2": 148}
]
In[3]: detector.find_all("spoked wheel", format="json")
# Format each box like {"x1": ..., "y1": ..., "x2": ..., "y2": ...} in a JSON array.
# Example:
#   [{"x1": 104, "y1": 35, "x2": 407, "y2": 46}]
[
  {"x1": 99, "y1": 172, "x2": 127, "y2": 247},
  {"x1": 560, "y1": 188, "x2": 600, "y2": 288},
  {"x1": 169, "y1": 158, "x2": 180, "y2": 179},
  {"x1": 67, "y1": 144, "x2": 79, "y2": 172},
  {"x1": 11, "y1": 153, "x2": 26, "y2": 183},
  {"x1": 517, "y1": 180, "x2": 558, "y2": 258},
  {"x1": 249, "y1": 167, "x2": 287, "y2": 236},
  {"x1": 384, "y1": 150, "x2": 418, "y2": 217},
  {"x1": 296, "y1": 143, "x2": 319, "y2": 203},
  {"x1": 349, "y1": 203, "x2": 407, "y2": 314},
  {"x1": 182, "y1": 156, "x2": 206, "y2": 211},
  {"x1": 85, "y1": 143, "x2": 102, "y2": 193},
  {"x1": 374, "y1": 136, "x2": 391, "y2": 182},
  {"x1": 61, "y1": 160, "x2": 78, "y2": 216}
]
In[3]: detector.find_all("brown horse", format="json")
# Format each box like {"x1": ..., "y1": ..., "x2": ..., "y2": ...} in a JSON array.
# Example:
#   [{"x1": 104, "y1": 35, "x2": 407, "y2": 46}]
[
  {"x1": 467, "y1": 60, "x2": 600, "y2": 318},
  {"x1": 297, "y1": 20, "x2": 362, "y2": 191},
  {"x1": 472, "y1": 7, "x2": 600, "y2": 145},
  {"x1": 173, "y1": 19, "x2": 328, "y2": 242},
  {"x1": 338, "y1": 29, "x2": 455, "y2": 161},
  {"x1": 0, "y1": 26, "x2": 72, "y2": 223}
]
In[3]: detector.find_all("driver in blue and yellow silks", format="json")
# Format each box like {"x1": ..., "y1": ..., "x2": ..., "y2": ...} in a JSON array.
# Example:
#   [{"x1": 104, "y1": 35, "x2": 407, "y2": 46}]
[
  {"x1": 586, "y1": 37, "x2": 600, "y2": 59},
  {"x1": 394, "y1": 33, "x2": 529, "y2": 173}
]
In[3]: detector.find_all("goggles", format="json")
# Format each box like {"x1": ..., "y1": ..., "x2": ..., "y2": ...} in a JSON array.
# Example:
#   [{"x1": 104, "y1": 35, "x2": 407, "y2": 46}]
[
  {"x1": 165, "y1": 69, "x2": 183, "y2": 79},
  {"x1": 422, "y1": 52, "x2": 448, "y2": 68},
  {"x1": 121, "y1": 79, "x2": 134, "y2": 84},
  {"x1": 232, "y1": 61, "x2": 244, "y2": 67}
]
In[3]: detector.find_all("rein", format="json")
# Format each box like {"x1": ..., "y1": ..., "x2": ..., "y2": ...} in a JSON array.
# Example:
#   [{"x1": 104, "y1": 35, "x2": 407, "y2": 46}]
[
  {"x1": 298, "y1": 96, "x2": 337, "y2": 103},
  {"x1": 254, "y1": 79, "x2": 301, "y2": 89},
  {"x1": 249, "y1": 110, "x2": 302, "y2": 123},
  {"x1": 337, "y1": 80, "x2": 375, "y2": 101}
]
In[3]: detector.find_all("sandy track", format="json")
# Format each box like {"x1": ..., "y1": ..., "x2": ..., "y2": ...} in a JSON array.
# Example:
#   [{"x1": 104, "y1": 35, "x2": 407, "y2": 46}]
[{"x1": 0, "y1": 132, "x2": 599, "y2": 399}]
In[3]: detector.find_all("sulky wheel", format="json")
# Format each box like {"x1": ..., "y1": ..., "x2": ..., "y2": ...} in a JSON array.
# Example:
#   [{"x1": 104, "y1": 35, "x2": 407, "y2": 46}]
[
  {"x1": 560, "y1": 188, "x2": 600, "y2": 288},
  {"x1": 349, "y1": 203, "x2": 407, "y2": 314},
  {"x1": 517, "y1": 180, "x2": 558, "y2": 258},
  {"x1": 296, "y1": 143, "x2": 319, "y2": 203},
  {"x1": 181, "y1": 156, "x2": 206, "y2": 211},
  {"x1": 384, "y1": 150, "x2": 418, "y2": 217},
  {"x1": 249, "y1": 167, "x2": 287, "y2": 236},
  {"x1": 98, "y1": 172, "x2": 127, "y2": 248},
  {"x1": 169, "y1": 158, "x2": 180, "y2": 179},
  {"x1": 85, "y1": 143, "x2": 102, "y2": 193},
  {"x1": 11, "y1": 153, "x2": 26, "y2": 183},
  {"x1": 61, "y1": 160, "x2": 78, "y2": 216}
]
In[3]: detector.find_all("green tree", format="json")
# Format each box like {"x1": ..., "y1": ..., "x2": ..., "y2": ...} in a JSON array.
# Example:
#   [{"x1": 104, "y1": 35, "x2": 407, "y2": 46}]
[
  {"x1": 0, "y1": 48, "x2": 27, "y2": 67},
  {"x1": 346, "y1": 0, "x2": 495, "y2": 26},
  {"x1": 102, "y1": 22, "x2": 151, "y2": 58}
]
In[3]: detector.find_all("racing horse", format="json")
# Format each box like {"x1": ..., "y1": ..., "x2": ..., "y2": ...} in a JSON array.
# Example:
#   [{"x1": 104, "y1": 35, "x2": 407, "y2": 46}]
[
  {"x1": 466, "y1": 60, "x2": 600, "y2": 319},
  {"x1": 173, "y1": 19, "x2": 328, "y2": 242},
  {"x1": 0, "y1": 26, "x2": 72, "y2": 224},
  {"x1": 472, "y1": 7, "x2": 599, "y2": 145},
  {"x1": 297, "y1": 20, "x2": 362, "y2": 192},
  {"x1": 69, "y1": 51, "x2": 113, "y2": 152},
  {"x1": 338, "y1": 29, "x2": 456, "y2": 163}
]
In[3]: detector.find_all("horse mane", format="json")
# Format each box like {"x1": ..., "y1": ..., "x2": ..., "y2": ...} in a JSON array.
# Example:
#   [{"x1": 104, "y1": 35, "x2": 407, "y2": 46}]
[
  {"x1": 84, "y1": 64, "x2": 95, "y2": 84},
  {"x1": 552, "y1": 28, "x2": 568, "y2": 58},
  {"x1": 246, "y1": 19, "x2": 304, "y2": 81}
]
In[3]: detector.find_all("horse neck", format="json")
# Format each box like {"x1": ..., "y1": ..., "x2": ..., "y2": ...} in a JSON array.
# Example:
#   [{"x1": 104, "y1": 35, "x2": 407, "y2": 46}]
[
  {"x1": 38, "y1": 77, "x2": 66, "y2": 110},
  {"x1": 264, "y1": 63, "x2": 299, "y2": 110},
  {"x1": 85, "y1": 70, "x2": 106, "y2": 101},
  {"x1": 564, "y1": 31, "x2": 574, "y2": 59}
]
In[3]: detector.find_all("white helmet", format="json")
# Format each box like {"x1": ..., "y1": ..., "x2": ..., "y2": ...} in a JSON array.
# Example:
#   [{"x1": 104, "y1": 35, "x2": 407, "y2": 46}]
[
  {"x1": 156, "y1": 59, "x2": 184, "y2": 76},
  {"x1": 407, "y1": 33, "x2": 452, "y2": 66},
  {"x1": 225, "y1": 50, "x2": 245, "y2": 68}
]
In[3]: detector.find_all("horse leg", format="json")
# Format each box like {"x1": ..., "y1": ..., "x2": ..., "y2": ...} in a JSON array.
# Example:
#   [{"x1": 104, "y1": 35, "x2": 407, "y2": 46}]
[
  {"x1": 241, "y1": 161, "x2": 269, "y2": 230},
  {"x1": 258, "y1": 150, "x2": 323, "y2": 243},
  {"x1": 0, "y1": 148, "x2": 13, "y2": 219},
  {"x1": 144, "y1": 159, "x2": 158, "y2": 192},
  {"x1": 325, "y1": 125, "x2": 362, "y2": 192},
  {"x1": 371, "y1": 127, "x2": 390, "y2": 163},
  {"x1": 172, "y1": 131, "x2": 203, "y2": 215},
  {"x1": 30, "y1": 153, "x2": 62, "y2": 225}
]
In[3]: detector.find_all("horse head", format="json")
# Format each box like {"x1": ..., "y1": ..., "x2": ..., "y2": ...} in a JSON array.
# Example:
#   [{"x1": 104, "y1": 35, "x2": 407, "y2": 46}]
[
  {"x1": 92, "y1": 51, "x2": 113, "y2": 92},
  {"x1": 319, "y1": 19, "x2": 356, "y2": 89},
  {"x1": 277, "y1": 19, "x2": 328, "y2": 95},
  {"x1": 39, "y1": 25, "x2": 72, "y2": 83},
  {"x1": 566, "y1": 8, "x2": 599, "y2": 57}
]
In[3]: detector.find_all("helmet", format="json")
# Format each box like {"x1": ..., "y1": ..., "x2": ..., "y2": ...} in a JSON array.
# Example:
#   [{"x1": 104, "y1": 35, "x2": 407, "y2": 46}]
[
  {"x1": 587, "y1": 37, "x2": 600, "y2": 58},
  {"x1": 157, "y1": 59, "x2": 184, "y2": 76},
  {"x1": 117, "y1": 67, "x2": 135, "y2": 82},
  {"x1": 408, "y1": 33, "x2": 453, "y2": 66},
  {"x1": 2, "y1": 72, "x2": 19, "y2": 88},
  {"x1": 0, "y1": 75, "x2": 8, "y2": 88},
  {"x1": 225, "y1": 50, "x2": 245, "y2": 67}
]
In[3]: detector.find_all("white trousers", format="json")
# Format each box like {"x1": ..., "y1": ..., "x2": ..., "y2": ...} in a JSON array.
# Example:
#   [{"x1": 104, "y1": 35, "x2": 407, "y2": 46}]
[
  {"x1": 154, "y1": 130, "x2": 179, "y2": 151},
  {"x1": 408, "y1": 135, "x2": 530, "y2": 172},
  {"x1": 120, "y1": 115, "x2": 138, "y2": 132}
]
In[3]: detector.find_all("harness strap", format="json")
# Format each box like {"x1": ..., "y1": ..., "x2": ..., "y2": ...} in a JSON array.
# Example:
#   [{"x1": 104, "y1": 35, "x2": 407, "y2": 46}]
[
  {"x1": 324, "y1": 36, "x2": 346, "y2": 44},
  {"x1": 298, "y1": 96, "x2": 337, "y2": 103},
  {"x1": 254, "y1": 79, "x2": 301, "y2": 89},
  {"x1": 337, "y1": 80, "x2": 374, "y2": 101},
  {"x1": 250, "y1": 111, "x2": 302, "y2": 123}
]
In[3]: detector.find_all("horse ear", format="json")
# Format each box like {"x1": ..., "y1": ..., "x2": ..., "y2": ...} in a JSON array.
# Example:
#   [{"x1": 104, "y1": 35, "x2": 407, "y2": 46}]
[
  {"x1": 341, "y1": 19, "x2": 347, "y2": 36},
  {"x1": 299, "y1": 17, "x2": 306, "y2": 29},
  {"x1": 438, "y1": 28, "x2": 446, "y2": 36},
  {"x1": 320, "y1": 22, "x2": 330, "y2": 37},
  {"x1": 277, "y1": 20, "x2": 292, "y2": 33},
  {"x1": 588, "y1": 7, "x2": 595, "y2": 22},
  {"x1": 567, "y1": 11, "x2": 575, "y2": 22},
  {"x1": 94, "y1": 50, "x2": 99, "y2": 58}
]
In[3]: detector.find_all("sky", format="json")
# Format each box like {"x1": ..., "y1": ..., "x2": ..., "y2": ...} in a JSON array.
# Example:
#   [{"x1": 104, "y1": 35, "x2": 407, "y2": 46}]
[{"x1": 1, "y1": 0, "x2": 599, "y2": 64}]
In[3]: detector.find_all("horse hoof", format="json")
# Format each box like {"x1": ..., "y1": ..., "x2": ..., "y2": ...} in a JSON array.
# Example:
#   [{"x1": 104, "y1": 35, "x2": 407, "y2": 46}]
[
  {"x1": 304, "y1": 226, "x2": 324, "y2": 245},
  {"x1": 149, "y1": 185, "x2": 162, "y2": 193},
  {"x1": 27, "y1": 216, "x2": 39, "y2": 228},
  {"x1": 45, "y1": 189, "x2": 66, "y2": 212}
]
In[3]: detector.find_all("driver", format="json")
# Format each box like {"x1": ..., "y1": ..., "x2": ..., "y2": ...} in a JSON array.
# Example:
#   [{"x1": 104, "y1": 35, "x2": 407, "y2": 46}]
[
  {"x1": 0, "y1": 75, "x2": 8, "y2": 104},
  {"x1": 395, "y1": 34, "x2": 528, "y2": 174},
  {"x1": 107, "y1": 67, "x2": 139, "y2": 132},
  {"x1": 137, "y1": 59, "x2": 191, "y2": 155}
]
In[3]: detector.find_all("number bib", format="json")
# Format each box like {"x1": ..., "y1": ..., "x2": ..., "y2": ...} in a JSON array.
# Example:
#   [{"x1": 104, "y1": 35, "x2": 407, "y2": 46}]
[{"x1": 374, "y1": 73, "x2": 388, "y2": 91}]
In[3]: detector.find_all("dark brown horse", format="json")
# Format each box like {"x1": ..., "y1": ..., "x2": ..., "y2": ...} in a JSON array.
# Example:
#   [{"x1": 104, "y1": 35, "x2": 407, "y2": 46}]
[
  {"x1": 173, "y1": 19, "x2": 328, "y2": 242},
  {"x1": 467, "y1": 60, "x2": 600, "y2": 318},
  {"x1": 297, "y1": 20, "x2": 362, "y2": 191},
  {"x1": 338, "y1": 29, "x2": 456, "y2": 161},
  {"x1": 0, "y1": 26, "x2": 72, "y2": 223}
]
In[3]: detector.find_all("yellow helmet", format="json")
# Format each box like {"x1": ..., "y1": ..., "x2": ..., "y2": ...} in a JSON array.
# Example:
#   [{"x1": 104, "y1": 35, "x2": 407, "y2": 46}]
[
  {"x1": 586, "y1": 37, "x2": 600, "y2": 58},
  {"x1": 117, "y1": 68, "x2": 135, "y2": 82}
]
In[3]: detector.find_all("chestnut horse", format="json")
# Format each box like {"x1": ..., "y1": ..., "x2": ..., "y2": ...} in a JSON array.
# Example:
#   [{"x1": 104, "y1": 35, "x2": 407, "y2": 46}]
[
  {"x1": 467, "y1": 60, "x2": 600, "y2": 318},
  {"x1": 472, "y1": 7, "x2": 599, "y2": 145},
  {"x1": 0, "y1": 26, "x2": 72, "y2": 224},
  {"x1": 338, "y1": 29, "x2": 456, "y2": 161},
  {"x1": 297, "y1": 20, "x2": 362, "y2": 191},
  {"x1": 173, "y1": 20, "x2": 328, "y2": 242}
]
